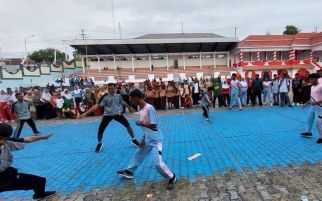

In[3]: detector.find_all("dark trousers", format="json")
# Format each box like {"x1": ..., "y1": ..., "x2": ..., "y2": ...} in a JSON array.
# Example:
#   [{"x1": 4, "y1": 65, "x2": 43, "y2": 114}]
[
  {"x1": 121, "y1": 95, "x2": 130, "y2": 113},
  {"x1": 273, "y1": 93, "x2": 279, "y2": 105},
  {"x1": 202, "y1": 106, "x2": 209, "y2": 118},
  {"x1": 154, "y1": 98, "x2": 160, "y2": 110},
  {"x1": 97, "y1": 115, "x2": 130, "y2": 142},
  {"x1": 293, "y1": 89, "x2": 301, "y2": 104},
  {"x1": 213, "y1": 95, "x2": 222, "y2": 108},
  {"x1": 280, "y1": 92, "x2": 291, "y2": 106},
  {"x1": 252, "y1": 91, "x2": 262, "y2": 106},
  {"x1": 13, "y1": 118, "x2": 39, "y2": 138},
  {"x1": 247, "y1": 88, "x2": 254, "y2": 105},
  {"x1": 192, "y1": 93, "x2": 200, "y2": 105},
  {"x1": 35, "y1": 104, "x2": 45, "y2": 120},
  {"x1": 0, "y1": 173, "x2": 46, "y2": 197},
  {"x1": 222, "y1": 94, "x2": 230, "y2": 107}
]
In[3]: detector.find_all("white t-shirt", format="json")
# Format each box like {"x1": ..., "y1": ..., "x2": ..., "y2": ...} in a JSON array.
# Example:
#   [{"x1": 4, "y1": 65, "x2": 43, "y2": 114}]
[
  {"x1": 278, "y1": 78, "x2": 290, "y2": 93},
  {"x1": 0, "y1": 94, "x2": 9, "y2": 103},
  {"x1": 193, "y1": 83, "x2": 199, "y2": 93},
  {"x1": 56, "y1": 98, "x2": 65, "y2": 109},
  {"x1": 310, "y1": 84, "x2": 322, "y2": 103}
]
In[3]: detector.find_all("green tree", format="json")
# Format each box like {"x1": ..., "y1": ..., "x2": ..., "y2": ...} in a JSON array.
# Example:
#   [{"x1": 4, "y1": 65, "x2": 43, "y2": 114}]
[
  {"x1": 72, "y1": 51, "x2": 81, "y2": 61},
  {"x1": 283, "y1": 25, "x2": 300, "y2": 35},
  {"x1": 28, "y1": 48, "x2": 65, "y2": 63}
]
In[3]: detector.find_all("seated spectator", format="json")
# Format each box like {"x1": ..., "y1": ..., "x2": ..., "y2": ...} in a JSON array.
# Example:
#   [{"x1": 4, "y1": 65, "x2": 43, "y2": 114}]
[{"x1": 183, "y1": 95, "x2": 192, "y2": 109}]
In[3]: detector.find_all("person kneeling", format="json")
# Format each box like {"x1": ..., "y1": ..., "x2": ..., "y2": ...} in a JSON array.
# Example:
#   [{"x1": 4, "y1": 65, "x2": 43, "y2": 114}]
[{"x1": 0, "y1": 123, "x2": 55, "y2": 199}]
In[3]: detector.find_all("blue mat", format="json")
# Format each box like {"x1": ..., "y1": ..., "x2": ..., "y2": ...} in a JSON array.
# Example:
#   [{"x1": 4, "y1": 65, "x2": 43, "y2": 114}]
[{"x1": 2, "y1": 107, "x2": 321, "y2": 200}]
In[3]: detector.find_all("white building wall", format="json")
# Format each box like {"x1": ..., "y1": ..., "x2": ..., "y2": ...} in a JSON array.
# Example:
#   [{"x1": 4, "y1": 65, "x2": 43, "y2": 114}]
[{"x1": 88, "y1": 53, "x2": 230, "y2": 70}]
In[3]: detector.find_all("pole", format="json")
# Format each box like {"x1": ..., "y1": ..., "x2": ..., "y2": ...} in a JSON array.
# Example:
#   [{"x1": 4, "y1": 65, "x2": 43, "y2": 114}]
[
  {"x1": 213, "y1": 52, "x2": 216, "y2": 69},
  {"x1": 97, "y1": 56, "x2": 101, "y2": 73},
  {"x1": 131, "y1": 55, "x2": 134, "y2": 72},
  {"x1": 111, "y1": 0, "x2": 116, "y2": 38},
  {"x1": 81, "y1": 56, "x2": 85, "y2": 73},
  {"x1": 183, "y1": 53, "x2": 186, "y2": 70},
  {"x1": 166, "y1": 53, "x2": 169, "y2": 70},
  {"x1": 199, "y1": 52, "x2": 202, "y2": 69},
  {"x1": 24, "y1": 34, "x2": 35, "y2": 57},
  {"x1": 149, "y1": 54, "x2": 152, "y2": 71},
  {"x1": 118, "y1": 22, "x2": 122, "y2": 39}
]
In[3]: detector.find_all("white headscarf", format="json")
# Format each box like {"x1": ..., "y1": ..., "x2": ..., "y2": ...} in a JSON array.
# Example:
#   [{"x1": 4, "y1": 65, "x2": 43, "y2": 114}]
[
  {"x1": 41, "y1": 90, "x2": 52, "y2": 102},
  {"x1": 62, "y1": 89, "x2": 73, "y2": 99}
]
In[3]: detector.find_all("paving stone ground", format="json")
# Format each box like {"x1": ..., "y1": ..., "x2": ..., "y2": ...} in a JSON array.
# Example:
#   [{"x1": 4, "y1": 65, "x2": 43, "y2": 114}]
[{"x1": 3, "y1": 106, "x2": 322, "y2": 201}]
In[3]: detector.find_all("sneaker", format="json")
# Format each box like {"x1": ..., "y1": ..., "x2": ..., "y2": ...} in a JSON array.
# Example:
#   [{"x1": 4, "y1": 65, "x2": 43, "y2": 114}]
[
  {"x1": 95, "y1": 143, "x2": 103, "y2": 153},
  {"x1": 131, "y1": 141, "x2": 139, "y2": 148},
  {"x1": 117, "y1": 170, "x2": 133, "y2": 179},
  {"x1": 33, "y1": 132, "x2": 42, "y2": 136},
  {"x1": 288, "y1": 105, "x2": 293, "y2": 108},
  {"x1": 167, "y1": 174, "x2": 176, "y2": 190},
  {"x1": 300, "y1": 132, "x2": 312, "y2": 137},
  {"x1": 33, "y1": 191, "x2": 56, "y2": 200},
  {"x1": 317, "y1": 138, "x2": 322, "y2": 144}
]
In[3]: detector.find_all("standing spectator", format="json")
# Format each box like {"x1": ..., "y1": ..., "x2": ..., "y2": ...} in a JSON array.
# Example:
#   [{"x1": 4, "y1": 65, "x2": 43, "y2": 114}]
[
  {"x1": 229, "y1": 74, "x2": 242, "y2": 111},
  {"x1": 145, "y1": 84, "x2": 154, "y2": 106},
  {"x1": 33, "y1": 89, "x2": 44, "y2": 120},
  {"x1": 279, "y1": 73, "x2": 292, "y2": 107},
  {"x1": 178, "y1": 83, "x2": 185, "y2": 107},
  {"x1": 55, "y1": 93, "x2": 64, "y2": 119},
  {"x1": 272, "y1": 74, "x2": 280, "y2": 106},
  {"x1": 153, "y1": 84, "x2": 161, "y2": 110},
  {"x1": 221, "y1": 81, "x2": 230, "y2": 107},
  {"x1": 159, "y1": 85, "x2": 167, "y2": 110},
  {"x1": 246, "y1": 77, "x2": 253, "y2": 105},
  {"x1": 0, "y1": 90, "x2": 14, "y2": 123},
  {"x1": 173, "y1": 86, "x2": 180, "y2": 109},
  {"x1": 120, "y1": 83, "x2": 129, "y2": 113},
  {"x1": 192, "y1": 78, "x2": 200, "y2": 105},
  {"x1": 301, "y1": 77, "x2": 311, "y2": 104},
  {"x1": 262, "y1": 77, "x2": 272, "y2": 106},
  {"x1": 166, "y1": 81, "x2": 174, "y2": 109},
  {"x1": 212, "y1": 79, "x2": 222, "y2": 108},
  {"x1": 73, "y1": 86, "x2": 83, "y2": 109},
  {"x1": 12, "y1": 93, "x2": 42, "y2": 138},
  {"x1": 292, "y1": 73, "x2": 302, "y2": 106},
  {"x1": 83, "y1": 88, "x2": 96, "y2": 111},
  {"x1": 252, "y1": 74, "x2": 263, "y2": 106},
  {"x1": 240, "y1": 78, "x2": 248, "y2": 107},
  {"x1": 24, "y1": 91, "x2": 36, "y2": 120},
  {"x1": 40, "y1": 88, "x2": 53, "y2": 120}
]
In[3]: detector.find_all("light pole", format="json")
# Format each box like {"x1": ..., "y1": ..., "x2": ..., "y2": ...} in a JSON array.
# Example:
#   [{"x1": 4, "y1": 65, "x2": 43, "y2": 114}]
[{"x1": 24, "y1": 34, "x2": 35, "y2": 57}]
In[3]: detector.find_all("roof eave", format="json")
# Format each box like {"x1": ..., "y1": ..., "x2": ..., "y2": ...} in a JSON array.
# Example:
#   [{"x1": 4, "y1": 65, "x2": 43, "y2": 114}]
[{"x1": 64, "y1": 37, "x2": 239, "y2": 46}]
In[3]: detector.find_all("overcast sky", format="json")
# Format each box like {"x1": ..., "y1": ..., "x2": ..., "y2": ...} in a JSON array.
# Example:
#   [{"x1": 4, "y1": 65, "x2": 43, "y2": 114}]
[{"x1": 0, "y1": 0, "x2": 321, "y2": 58}]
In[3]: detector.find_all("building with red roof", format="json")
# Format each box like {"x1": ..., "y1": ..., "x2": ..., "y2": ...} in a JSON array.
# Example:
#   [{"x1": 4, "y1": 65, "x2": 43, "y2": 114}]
[{"x1": 234, "y1": 32, "x2": 322, "y2": 78}]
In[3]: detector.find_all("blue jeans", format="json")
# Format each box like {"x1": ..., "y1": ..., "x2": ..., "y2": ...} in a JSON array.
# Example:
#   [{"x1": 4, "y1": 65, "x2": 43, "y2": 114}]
[
  {"x1": 230, "y1": 91, "x2": 242, "y2": 109},
  {"x1": 263, "y1": 87, "x2": 272, "y2": 104}
]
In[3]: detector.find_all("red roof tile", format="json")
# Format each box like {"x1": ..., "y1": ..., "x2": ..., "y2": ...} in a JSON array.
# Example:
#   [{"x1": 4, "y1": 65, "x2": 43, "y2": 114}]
[{"x1": 239, "y1": 33, "x2": 322, "y2": 48}]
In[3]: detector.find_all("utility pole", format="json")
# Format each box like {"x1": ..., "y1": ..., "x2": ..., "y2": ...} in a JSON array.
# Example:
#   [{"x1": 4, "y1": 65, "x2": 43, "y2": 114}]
[
  {"x1": 79, "y1": 29, "x2": 87, "y2": 40},
  {"x1": 111, "y1": 0, "x2": 116, "y2": 38},
  {"x1": 181, "y1": 21, "x2": 184, "y2": 33},
  {"x1": 118, "y1": 22, "x2": 122, "y2": 39},
  {"x1": 234, "y1": 27, "x2": 237, "y2": 38}
]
